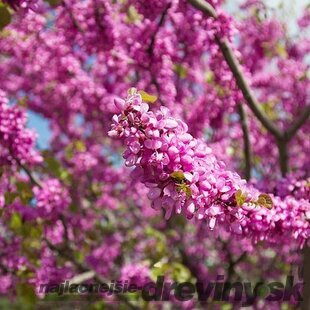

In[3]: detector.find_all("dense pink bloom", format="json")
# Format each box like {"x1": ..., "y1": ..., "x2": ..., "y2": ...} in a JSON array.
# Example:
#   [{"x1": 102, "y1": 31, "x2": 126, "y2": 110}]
[
  {"x1": 0, "y1": 0, "x2": 309, "y2": 308},
  {"x1": 0, "y1": 90, "x2": 42, "y2": 166},
  {"x1": 86, "y1": 235, "x2": 121, "y2": 277},
  {"x1": 120, "y1": 263, "x2": 151, "y2": 286},
  {"x1": 109, "y1": 89, "x2": 309, "y2": 246},
  {"x1": 33, "y1": 179, "x2": 70, "y2": 218}
]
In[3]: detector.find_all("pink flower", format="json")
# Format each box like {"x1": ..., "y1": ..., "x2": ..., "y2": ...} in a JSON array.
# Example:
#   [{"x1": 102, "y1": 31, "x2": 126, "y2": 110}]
[{"x1": 109, "y1": 89, "x2": 309, "y2": 245}]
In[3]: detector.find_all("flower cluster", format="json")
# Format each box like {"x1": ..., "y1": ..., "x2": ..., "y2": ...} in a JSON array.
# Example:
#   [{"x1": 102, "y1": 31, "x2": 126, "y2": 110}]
[
  {"x1": 34, "y1": 247, "x2": 73, "y2": 298},
  {"x1": 33, "y1": 179, "x2": 70, "y2": 219},
  {"x1": 0, "y1": 90, "x2": 42, "y2": 166},
  {"x1": 119, "y1": 263, "x2": 151, "y2": 286},
  {"x1": 275, "y1": 174, "x2": 310, "y2": 201},
  {"x1": 109, "y1": 89, "x2": 309, "y2": 246},
  {"x1": 86, "y1": 235, "x2": 121, "y2": 277}
]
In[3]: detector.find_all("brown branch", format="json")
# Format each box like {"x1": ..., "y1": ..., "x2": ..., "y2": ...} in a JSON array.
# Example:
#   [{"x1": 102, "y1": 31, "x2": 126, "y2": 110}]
[
  {"x1": 13, "y1": 156, "x2": 42, "y2": 188},
  {"x1": 237, "y1": 104, "x2": 252, "y2": 180},
  {"x1": 187, "y1": 0, "x2": 310, "y2": 177},
  {"x1": 60, "y1": 214, "x2": 69, "y2": 241},
  {"x1": 146, "y1": 3, "x2": 171, "y2": 103},
  {"x1": 215, "y1": 37, "x2": 283, "y2": 139},
  {"x1": 188, "y1": 0, "x2": 309, "y2": 134},
  {"x1": 187, "y1": 0, "x2": 283, "y2": 140},
  {"x1": 285, "y1": 105, "x2": 310, "y2": 141},
  {"x1": 0, "y1": 262, "x2": 9, "y2": 274},
  {"x1": 94, "y1": 0, "x2": 105, "y2": 33},
  {"x1": 277, "y1": 138, "x2": 288, "y2": 177},
  {"x1": 187, "y1": 0, "x2": 216, "y2": 18},
  {"x1": 147, "y1": 3, "x2": 172, "y2": 56},
  {"x1": 222, "y1": 241, "x2": 246, "y2": 282}
]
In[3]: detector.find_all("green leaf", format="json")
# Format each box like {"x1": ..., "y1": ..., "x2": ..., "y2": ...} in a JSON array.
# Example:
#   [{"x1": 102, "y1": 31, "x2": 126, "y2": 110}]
[
  {"x1": 22, "y1": 238, "x2": 41, "y2": 251},
  {"x1": 43, "y1": 151, "x2": 71, "y2": 183},
  {"x1": 177, "y1": 184, "x2": 192, "y2": 199},
  {"x1": 145, "y1": 226, "x2": 167, "y2": 261},
  {"x1": 74, "y1": 251, "x2": 85, "y2": 263},
  {"x1": 215, "y1": 84, "x2": 229, "y2": 98},
  {"x1": 29, "y1": 226, "x2": 42, "y2": 239},
  {"x1": 138, "y1": 90, "x2": 158, "y2": 103},
  {"x1": 151, "y1": 262, "x2": 191, "y2": 283},
  {"x1": 171, "y1": 262, "x2": 191, "y2": 282},
  {"x1": 16, "y1": 283, "x2": 37, "y2": 306},
  {"x1": 128, "y1": 87, "x2": 137, "y2": 96},
  {"x1": 126, "y1": 5, "x2": 141, "y2": 23},
  {"x1": 16, "y1": 181, "x2": 33, "y2": 204},
  {"x1": 170, "y1": 171, "x2": 185, "y2": 183},
  {"x1": 66, "y1": 140, "x2": 87, "y2": 156},
  {"x1": 75, "y1": 140, "x2": 86, "y2": 152},
  {"x1": 44, "y1": 151, "x2": 61, "y2": 172},
  {"x1": 174, "y1": 64, "x2": 187, "y2": 79},
  {"x1": 0, "y1": 4, "x2": 11, "y2": 31},
  {"x1": 4, "y1": 192, "x2": 18, "y2": 205},
  {"x1": 235, "y1": 189, "x2": 247, "y2": 206},
  {"x1": 44, "y1": 0, "x2": 61, "y2": 7},
  {"x1": 261, "y1": 101, "x2": 277, "y2": 121},
  {"x1": 10, "y1": 213, "x2": 22, "y2": 231},
  {"x1": 275, "y1": 43, "x2": 287, "y2": 58},
  {"x1": 205, "y1": 71, "x2": 214, "y2": 83},
  {"x1": 258, "y1": 193, "x2": 273, "y2": 209},
  {"x1": 17, "y1": 97, "x2": 28, "y2": 107}
]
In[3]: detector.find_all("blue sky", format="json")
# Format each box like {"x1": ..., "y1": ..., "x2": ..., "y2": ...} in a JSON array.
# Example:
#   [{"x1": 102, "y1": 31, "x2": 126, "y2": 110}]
[{"x1": 27, "y1": 111, "x2": 50, "y2": 149}]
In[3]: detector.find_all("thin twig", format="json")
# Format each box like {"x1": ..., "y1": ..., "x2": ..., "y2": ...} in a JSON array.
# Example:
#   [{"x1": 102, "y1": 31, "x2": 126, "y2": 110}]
[
  {"x1": 147, "y1": 3, "x2": 172, "y2": 56},
  {"x1": 145, "y1": 3, "x2": 171, "y2": 104},
  {"x1": 94, "y1": 0, "x2": 105, "y2": 33},
  {"x1": 62, "y1": 0, "x2": 84, "y2": 33},
  {"x1": 13, "y1": 156, "x2": 42, "y2": 188}
]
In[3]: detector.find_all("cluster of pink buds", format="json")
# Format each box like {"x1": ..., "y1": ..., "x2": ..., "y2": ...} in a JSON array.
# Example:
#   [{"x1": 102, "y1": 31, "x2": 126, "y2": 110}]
[{"x1": 109, "y1": 89, "x2": 309, "y2": 246}]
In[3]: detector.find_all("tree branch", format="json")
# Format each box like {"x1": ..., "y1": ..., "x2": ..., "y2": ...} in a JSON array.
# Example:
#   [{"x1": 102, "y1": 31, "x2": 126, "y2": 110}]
[
  {"x1": 187, "y1": 0, "x2": 283, "y2": 140},
  {"x1": 187, "y1": 0, "x2": 216, "y2": 18},
  {"x1": 62, "y1": 0, "x2": 84, "y2": 33},
  {"x1": 187, "y1": 0, "x2": 310, "y2": 178},
  {"x1": 285, "y1": 106, "x2": 310, "y2": 141},
  {"x1": 146, "y1": 3, "x2": 171, "y2": 103},
  {"x1": 147, "y1": 3, "x2": 172, "y2": 56},
  {"x1": 13, "y1": 156, "x2": 43, "y2": 188},
  {"x1": 277, "y1": 138, "x2": 288, "y2": 177},
  {"x1": 237, "y1": 104, "x2": 252, "y2": 180},
  {"x1": 215, "y1": 37, "x2": 283, "y2": 139}
]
